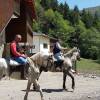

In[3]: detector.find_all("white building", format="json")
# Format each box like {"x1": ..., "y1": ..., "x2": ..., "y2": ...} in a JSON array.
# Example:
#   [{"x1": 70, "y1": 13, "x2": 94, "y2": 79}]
[{"x1": 32, "y1": 34, "x2": 50, "y2": 54}]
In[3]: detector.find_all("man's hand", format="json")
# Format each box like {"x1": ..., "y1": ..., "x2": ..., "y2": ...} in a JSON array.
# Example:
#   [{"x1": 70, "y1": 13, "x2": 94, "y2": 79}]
[{"x1": 21, "y1": 54, "x2": 27, "y2": 58}]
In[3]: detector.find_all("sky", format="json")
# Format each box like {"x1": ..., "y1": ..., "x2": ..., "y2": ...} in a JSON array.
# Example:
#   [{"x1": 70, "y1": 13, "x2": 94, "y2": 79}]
[{"x1": 58, "y1": 0, "x2": 100, "y2": 10}]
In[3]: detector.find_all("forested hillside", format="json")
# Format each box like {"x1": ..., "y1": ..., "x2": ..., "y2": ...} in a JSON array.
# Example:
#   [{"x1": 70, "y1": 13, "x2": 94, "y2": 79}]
[
  {"x1": 85, "y1": 6, "x2": 100, "y2": 17},
  {"x1": 33, "y1": 0, "x2": 100, "y2": 61}
]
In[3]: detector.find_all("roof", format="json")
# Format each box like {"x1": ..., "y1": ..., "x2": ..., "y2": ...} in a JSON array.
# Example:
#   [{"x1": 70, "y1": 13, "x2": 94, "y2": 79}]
[
  {"x1": 33, "y1": 32, "x2": 50, "y2": 39},
  {"x1": 33, "y1": 32, "x2": 57, "y2": 41},
  {"x1": 25, "y1": 0, "x2": 36, "y2": 19}
]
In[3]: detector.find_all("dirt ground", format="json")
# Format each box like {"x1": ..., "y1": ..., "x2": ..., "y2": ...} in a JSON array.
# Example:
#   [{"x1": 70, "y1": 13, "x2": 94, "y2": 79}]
[{"x1": 0, "y1": 72, "x2": 100, "y2": 100}]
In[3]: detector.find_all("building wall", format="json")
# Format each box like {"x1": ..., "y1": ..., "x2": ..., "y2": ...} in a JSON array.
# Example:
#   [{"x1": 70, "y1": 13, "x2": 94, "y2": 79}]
[
  {"x1": 32, "y1": 36, "x2": 40, "y2": 53},
  {"x1": 6, "y1": 18, "x2": 26, "y2": 43},
  {"x1": 0, "y1": 0, "x2": 14, "y2": 33},
  {"x1": 40, "y1": 36, "x2": 50, "y2": 53},
  {"x1": 0, "y1": 44, "x2": 4, "y2": 57},
  {"x1": 32, "y1": 35, "x2": 50, "y2": 54}
]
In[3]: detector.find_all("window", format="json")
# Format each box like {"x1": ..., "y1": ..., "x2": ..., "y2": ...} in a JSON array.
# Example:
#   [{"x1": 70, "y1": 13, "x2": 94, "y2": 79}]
[
  {"x1": 43, "y1": 43, "x2": 48, "y2": 48},
  {"x1": 33, "y1": 45, "x2": 35, "y2": 49}
]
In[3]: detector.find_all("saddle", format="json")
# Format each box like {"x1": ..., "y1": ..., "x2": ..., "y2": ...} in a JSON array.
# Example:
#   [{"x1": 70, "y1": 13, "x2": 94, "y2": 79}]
[{"x1": 7, "y1": 58, "x2": 21, "y2": 66}]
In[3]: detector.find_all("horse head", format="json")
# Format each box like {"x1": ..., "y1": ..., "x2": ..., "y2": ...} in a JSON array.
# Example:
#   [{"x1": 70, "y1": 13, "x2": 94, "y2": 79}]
[{"x1": 72, "y1": 47, "x2": 81, "y2": 61}]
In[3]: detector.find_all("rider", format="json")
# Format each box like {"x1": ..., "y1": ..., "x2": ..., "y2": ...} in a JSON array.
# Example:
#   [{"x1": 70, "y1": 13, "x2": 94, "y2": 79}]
[
  {"x1": 53, "y1": 38, "x2": 76, "y2": 73},
  {"x1": 10, "y1": 34, "x2": 28, "y2": 79},
  {"x1": 53, "y1": 38, "x2": 67, "y2": 69},
  {"x1": 10, "y1": 34, "x2": 27, "y2": 64}
]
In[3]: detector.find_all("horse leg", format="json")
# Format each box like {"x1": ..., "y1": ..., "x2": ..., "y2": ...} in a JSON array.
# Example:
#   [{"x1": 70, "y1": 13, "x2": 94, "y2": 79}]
[
  {"x1": 24, "y1": 80, "x2": 32, "y2": 100},
  {"x1": 8, "y1": 65, "x2": 12, "y2": 80},
  {"x1": 34, "y1": 80, "x2": 44, "y2": 100},
  {"x1": 20, "y1": 65, "x2": 25, "y2": 79},
  {"x1": 74, "y1": 61, "x2": 77, "y2": 72},
  {"x1": 63, "y1": 71, "x2": 67, "y2": 90},
  {"x1": 67, "y1": 71, "x2": 75, "y2": 90},
  {"x1": 33, "y1": 72, "x2": 41, "y2": 91}
]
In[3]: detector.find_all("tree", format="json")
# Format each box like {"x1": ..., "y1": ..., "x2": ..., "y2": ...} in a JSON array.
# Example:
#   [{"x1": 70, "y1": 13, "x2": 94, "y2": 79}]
[
  {"x1": 81, "y1": 9, "x2": 94, "y2": 28},
  {"x1": 50, "y1": 0, "x2": 58, "y2": 11},
  {"x1": 93, "y1": 11, "x2": 100, "y2": 31},
  {"x1": 63, "y1": 2, "x2": 70, "y2": 20},
  {"x1": 40, "y1": 0, "x2": 47, "y2": 9},
  {"x1": 58, "y1": 3, "x2": 64, "y2": 15},
  {"x1": 69, "y1": 6, "x2": 80, "y2": 25}
]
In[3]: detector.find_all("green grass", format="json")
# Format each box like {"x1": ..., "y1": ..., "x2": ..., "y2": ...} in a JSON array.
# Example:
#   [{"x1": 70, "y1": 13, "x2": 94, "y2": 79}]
[{"x1": 77, "y1": 58, "x2": 100, "y2": 74}]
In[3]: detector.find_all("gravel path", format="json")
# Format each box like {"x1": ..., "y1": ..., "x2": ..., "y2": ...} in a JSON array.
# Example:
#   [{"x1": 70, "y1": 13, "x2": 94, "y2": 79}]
[{"x1": 0, "y1": 72, "x2": 100, "y2": 100}]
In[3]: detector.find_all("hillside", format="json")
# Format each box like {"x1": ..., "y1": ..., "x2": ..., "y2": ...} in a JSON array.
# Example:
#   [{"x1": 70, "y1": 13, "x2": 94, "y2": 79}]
[{"x1": 84, "y1": 6, "x2": 100, "y2": 16}]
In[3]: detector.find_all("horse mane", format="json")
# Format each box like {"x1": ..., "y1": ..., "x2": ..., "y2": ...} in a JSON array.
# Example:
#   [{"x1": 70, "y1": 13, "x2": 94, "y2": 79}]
[{"x1": 64, "y1": 47, "x2": 77, "y2": 57}]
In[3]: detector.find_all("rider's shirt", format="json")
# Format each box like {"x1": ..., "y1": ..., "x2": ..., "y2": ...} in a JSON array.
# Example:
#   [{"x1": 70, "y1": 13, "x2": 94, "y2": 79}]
[
  {"x1": 10, "y1": 41, "x2": 22, "y2": 57},
  {"x1": 53, "y1": 42, "x2": 62, "y2": 55}
]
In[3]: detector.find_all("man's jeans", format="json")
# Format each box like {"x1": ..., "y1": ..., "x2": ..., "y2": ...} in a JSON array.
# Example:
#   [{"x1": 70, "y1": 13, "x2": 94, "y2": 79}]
[
  {"x1": 54, "y1": 52, "x2": 64, "y2": 61},
  {"x1": 14, "y1": 57, "x2": 27, "y2": 65}
]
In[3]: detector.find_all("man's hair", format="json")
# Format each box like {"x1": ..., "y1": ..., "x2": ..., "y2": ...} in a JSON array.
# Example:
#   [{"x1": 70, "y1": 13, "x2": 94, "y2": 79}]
[{"x1": 15, "y1": 34, "x2": 21, "y2": 38}]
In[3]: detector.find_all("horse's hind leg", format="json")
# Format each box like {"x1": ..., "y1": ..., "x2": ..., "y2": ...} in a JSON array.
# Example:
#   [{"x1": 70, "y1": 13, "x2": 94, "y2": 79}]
[
  {"x1": 63, "y1": 71, "x2": 67, "y2": 90},
  {"x1": 67, "y1": 71, "x2": 75, "y2": 90}
]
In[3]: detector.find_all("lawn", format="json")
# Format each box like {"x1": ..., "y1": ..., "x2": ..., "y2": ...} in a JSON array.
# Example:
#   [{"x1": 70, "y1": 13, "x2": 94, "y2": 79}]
[{"x1": 77, "y1": 58, "x2": 100, "y2": 75}]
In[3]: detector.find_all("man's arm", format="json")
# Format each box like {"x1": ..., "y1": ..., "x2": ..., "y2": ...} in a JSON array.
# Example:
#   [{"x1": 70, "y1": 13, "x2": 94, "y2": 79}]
[
  {"x1": 56, "y1": 42, "x2": 67, "y2": 50},
  {"x1": 10, "y1": 42, "x2": 23, "y2": 57}
]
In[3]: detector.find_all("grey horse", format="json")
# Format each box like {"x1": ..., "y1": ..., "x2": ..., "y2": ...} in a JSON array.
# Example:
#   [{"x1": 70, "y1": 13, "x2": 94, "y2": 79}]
[
  {"x1": 50, "y1": 47, "x2": 80, "y2": 90},
  {"x1": 24, "y1": 52, "x2": 52, "y2": 100}
]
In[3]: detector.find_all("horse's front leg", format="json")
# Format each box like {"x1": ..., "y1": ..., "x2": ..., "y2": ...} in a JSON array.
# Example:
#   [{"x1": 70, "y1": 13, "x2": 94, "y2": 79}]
[
  {"x1": 33, "y1": 72, "x2": 41, "y2": 90},
  {"x1": 63, "y1": 71, "x2": 67, "y2": 90},
  {"x1": 24, "y1": 80, "x2": 32, "y2": 100},
  {"x1": 34, "y1": 80, "x2": 44, "y2": 100},
  {"x1": 67, "y1": 71, "x2": 75, "y2": 90}
]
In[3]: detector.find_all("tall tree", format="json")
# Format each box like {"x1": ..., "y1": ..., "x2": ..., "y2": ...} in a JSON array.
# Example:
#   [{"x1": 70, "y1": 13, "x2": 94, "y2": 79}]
[
  {"x1": 93, "y1": 11, "x2": 100, "y2": 31},
  {"x1": 63, "y1": 2, "x2": 70, "y2": 20},
  {"x1": 69, "y1": 6, "x2": 80, "y2": 26},
  {"x1": 50, "y1": 0, "x2": 58, "y2": 11},
  {"x1": 40, "y1": 0, "x2": 47, "y2": 9},
  {"x1": 58, "y1": 3, "x2": 64, "y2": 15},
  {"x1": 81, "y1": 9, "x2": 94, "y2": 28}
]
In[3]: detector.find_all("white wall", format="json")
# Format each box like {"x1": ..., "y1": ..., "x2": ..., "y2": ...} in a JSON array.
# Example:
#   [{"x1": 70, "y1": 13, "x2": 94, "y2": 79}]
[
  {"x1": 32, "y1": 35, "x2": 50, "y2": 54},
  {"x1": 0, "y1": 29, "x2": 5, "y2": 57},
  {"x1": 40, "y1": 36, "x2": 50, "y2": 53},
  {"x1": 0, "y1": 44, "x2": 4, "y2": 57},
  {"x1": 32, "y1": 36, "x2": 40, "y2": 54}
]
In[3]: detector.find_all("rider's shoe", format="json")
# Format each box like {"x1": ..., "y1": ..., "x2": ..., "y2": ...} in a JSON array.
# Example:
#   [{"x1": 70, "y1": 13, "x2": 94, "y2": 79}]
[{"x1": 71, "y1": 69, "x2": 76, "y2": 73}]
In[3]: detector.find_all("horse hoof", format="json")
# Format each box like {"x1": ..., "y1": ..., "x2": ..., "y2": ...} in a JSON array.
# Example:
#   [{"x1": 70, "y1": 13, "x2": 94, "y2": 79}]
[
  {"x1": 72, "y1": 86, "x2": 75, "y2": 90},
  {"x1": 63, "y1": 88, "x2": 68, "y2": 91},
  {"x1": 24, "y1": 95, "x2": 27, "y2": 100},
  {"x1": 41, "y1": 97, "x2": 44, "y2": 100},
  {"x1": 63, "y1": 86, "x2": 67, "y2": 91}
]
